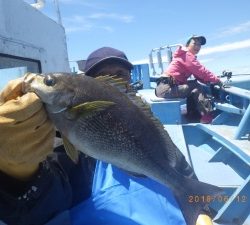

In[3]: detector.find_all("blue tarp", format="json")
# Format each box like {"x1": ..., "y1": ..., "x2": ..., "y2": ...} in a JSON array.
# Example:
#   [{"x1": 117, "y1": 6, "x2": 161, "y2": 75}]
[{"x1": 70, "y1": 161, "x2": 186, "y2": 225}]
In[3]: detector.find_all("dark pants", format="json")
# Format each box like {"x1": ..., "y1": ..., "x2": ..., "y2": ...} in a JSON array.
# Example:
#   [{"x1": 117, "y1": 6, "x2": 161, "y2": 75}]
[{"x1": 155, "y1": 79, "x2": 213, "y2": 117}]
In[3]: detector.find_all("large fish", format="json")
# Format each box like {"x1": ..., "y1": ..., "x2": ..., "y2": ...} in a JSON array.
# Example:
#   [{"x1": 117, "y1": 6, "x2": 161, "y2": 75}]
[{"x1": 23, "y1": 72, "x2": 222, "y2": 225}]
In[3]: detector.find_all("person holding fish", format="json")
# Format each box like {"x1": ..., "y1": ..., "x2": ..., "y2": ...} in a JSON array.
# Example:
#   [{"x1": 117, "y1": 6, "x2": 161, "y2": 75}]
[
  {"x1": 0, "y1": 47, "x2": 218, "y2": 225},
  {"x1": 155, "y1": 35, "x2": 223, "y2": 124},
  {"x1": 0, "y1": 47, "x2": 134, "y2": 225}
]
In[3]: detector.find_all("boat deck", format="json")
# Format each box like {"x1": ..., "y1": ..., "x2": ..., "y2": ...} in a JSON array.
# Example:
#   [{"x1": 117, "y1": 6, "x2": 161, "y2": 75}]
[{"x1": 205, "y1": 124, "x2": 250, "y2": 156}]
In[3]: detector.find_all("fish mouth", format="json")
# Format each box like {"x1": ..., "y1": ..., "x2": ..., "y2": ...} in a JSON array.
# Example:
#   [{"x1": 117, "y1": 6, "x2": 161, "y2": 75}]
[{"x1": 22, "y1": 73, "x2": 43, "y2": 93}]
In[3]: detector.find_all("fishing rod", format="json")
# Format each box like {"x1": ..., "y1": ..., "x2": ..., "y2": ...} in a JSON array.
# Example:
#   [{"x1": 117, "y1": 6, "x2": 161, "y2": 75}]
[{"x1": 218, "y1": 71, "x2": 250, "y2": 79}]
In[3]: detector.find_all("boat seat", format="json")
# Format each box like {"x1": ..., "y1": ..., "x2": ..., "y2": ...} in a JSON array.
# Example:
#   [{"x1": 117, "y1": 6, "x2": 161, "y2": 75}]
[
  {"x1": 137, "y1": 89, "x2": 186, "y2": 124},
  {"x1": 149, "y1": 95, "x2": 185, "y2": 103}
]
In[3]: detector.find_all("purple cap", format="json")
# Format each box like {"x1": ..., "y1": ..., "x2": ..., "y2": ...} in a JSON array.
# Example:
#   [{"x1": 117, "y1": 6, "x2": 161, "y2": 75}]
[{"x1": 84, "y1": 47, "x2": 133, "y2": 75}]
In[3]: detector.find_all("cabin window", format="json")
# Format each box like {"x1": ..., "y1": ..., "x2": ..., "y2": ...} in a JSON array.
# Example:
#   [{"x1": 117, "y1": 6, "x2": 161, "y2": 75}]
[{"x1": 0, "y1": 54, "x2": 41, "y2": 91}]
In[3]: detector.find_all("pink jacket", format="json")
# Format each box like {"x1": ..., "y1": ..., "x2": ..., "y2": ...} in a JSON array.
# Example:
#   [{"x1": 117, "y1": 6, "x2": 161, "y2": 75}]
[{"x1": 165, "y1": 47, "x2": 220, "y2": 84}]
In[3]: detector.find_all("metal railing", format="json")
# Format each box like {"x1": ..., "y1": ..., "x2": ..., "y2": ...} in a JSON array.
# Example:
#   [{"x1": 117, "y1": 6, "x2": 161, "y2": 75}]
[{"x1": 148, "y1": 44, "x2": 181, "y2": 76}]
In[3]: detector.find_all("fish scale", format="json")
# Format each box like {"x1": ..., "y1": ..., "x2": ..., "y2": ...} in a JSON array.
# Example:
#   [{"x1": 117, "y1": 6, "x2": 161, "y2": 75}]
[{"x1": 74, "y1": 112, "x2": 144, "y2": 160}]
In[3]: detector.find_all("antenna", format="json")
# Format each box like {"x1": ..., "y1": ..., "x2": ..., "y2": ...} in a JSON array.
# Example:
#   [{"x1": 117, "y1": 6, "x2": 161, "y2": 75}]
[{"x1": 53, "y1": 0, "x2": 62, "y2": 25}]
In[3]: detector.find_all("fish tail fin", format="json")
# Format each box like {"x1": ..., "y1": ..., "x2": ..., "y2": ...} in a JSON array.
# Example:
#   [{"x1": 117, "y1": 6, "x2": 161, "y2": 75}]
[{"x1": 173, "y1": 177, "x2": 223, "y2": 225}]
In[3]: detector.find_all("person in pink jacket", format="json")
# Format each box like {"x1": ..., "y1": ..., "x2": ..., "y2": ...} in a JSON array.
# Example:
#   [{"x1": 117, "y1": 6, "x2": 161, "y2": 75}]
[{"x1": 155, "y1": 35, "x2": 222, "y2": 123}]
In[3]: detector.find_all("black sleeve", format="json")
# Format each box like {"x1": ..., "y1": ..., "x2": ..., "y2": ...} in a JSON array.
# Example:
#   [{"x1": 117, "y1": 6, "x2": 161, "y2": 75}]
[
  {"x1": 0, "y1": 146, "x2": 96, "y2": 225},
  {"x1": 0, "y1": 159, "x2": 72, "y2": 225}
]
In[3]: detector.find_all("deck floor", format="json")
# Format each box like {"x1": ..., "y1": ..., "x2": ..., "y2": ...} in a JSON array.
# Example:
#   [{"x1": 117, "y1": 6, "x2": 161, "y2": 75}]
[{"x1": 204, "y1": 124, "x2": 250, "y2": 156}]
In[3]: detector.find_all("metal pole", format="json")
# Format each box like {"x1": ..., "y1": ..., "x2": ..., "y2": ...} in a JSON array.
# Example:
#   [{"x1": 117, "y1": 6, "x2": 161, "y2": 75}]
[
  {"x1": 53, "y1": 0, "x2": 62, "y2": 25},
  {"x1": 149, "y1": 51, "x2": 156, "y2": 76},
  {"x1": 157, "y1": 50, "x2": 164, "y2": 74}
]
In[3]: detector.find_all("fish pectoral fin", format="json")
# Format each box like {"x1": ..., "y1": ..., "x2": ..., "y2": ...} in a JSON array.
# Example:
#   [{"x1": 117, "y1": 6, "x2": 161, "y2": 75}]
[
  {"x1": 62, "y1": 134, "x2": 79, "y2": 164},
  {"x1": 70, "y1": 101, "x2": 116, "y2": 117}
]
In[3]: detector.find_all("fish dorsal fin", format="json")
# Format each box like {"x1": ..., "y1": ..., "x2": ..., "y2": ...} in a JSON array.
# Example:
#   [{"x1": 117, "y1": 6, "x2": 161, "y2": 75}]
[
  {"x1": 95, "y1": 75, "x2": 128, "y2": 93},
  {"x1": 95, "y1": 75, "x2": 165, "y2": 132}
]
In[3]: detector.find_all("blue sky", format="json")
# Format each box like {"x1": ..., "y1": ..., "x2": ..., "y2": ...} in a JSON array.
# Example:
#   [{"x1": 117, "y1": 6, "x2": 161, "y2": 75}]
[{"x1": 26, "y1": 0, "x2": 250, "y2": 75}]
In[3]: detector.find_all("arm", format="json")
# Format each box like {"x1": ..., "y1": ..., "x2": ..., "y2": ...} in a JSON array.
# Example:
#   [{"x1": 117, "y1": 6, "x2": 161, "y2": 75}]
[
  {"x1": 185, "y1": 52, "x2": 220, "y2": 84},
  {"x1": 0, "y1": 77, "x2": 74, "y2": 225},
  {"x1": 0, "y1": 157, "x2": 73, "y2": 225},
  {"x1": 0, "y1": 77, "x2": 55, "y2": 180}
]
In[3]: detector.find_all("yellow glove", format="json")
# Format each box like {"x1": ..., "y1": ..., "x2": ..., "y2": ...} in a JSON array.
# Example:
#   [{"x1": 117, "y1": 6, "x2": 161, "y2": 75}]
[
  {"x1": 0, "y1": 77, "x2": 55, "y2": 180},
  {"x1": 196, "y1": 214, "x2": 214, "y2": 225}
]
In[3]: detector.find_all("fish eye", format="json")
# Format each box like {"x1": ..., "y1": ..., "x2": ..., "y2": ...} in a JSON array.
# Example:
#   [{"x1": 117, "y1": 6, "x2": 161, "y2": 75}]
[{"x1": 44, "y1": 75, "x2": 56, "y2": 86}]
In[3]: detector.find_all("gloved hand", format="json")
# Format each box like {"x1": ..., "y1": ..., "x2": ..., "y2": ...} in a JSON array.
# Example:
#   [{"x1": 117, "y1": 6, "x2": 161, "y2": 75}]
[
  {"x1": 196, "y1": 214, "x2": 214, "y2": 225},
  {"x1": 0, "y1": 76, "x2": 55, "y2": 180},
  {"x1": 215, "y1": 80, "x2": 224, "y2": 88}
]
